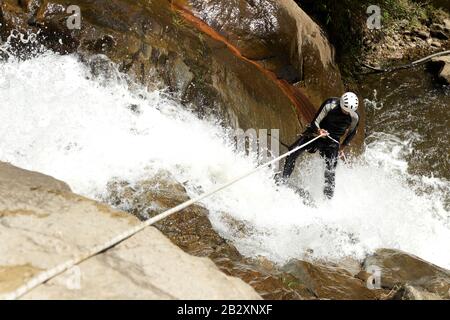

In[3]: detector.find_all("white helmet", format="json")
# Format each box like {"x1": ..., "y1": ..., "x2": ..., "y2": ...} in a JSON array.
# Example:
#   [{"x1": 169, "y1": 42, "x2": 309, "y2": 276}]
[{"x1": 340, "y1": 92, "x2": 359, "y2": 112}]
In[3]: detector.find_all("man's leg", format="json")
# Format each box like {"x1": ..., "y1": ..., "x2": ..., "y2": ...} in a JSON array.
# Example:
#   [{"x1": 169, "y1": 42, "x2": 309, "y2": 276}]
[
  {"x1": 321, "y1": 146, "x2": 339, "y2": 199},
  {"x1": 282, "y1": 136, "x2": 311, "y2": 179}
]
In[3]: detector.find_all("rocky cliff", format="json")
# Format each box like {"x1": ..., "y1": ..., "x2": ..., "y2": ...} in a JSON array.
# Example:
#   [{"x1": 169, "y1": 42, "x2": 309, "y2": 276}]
[
  {"x1": 105, "y1": 172, "x2": 450, "y2": 300},
  {"x1": 2, "y1": 163, "x2": 448, "y2": 300},
  {"x1": 3, "y1": 0, "x2": 446, "y2": 301},
  {"x1": 0, "y1": 162, "x2": 261, "y2": 299},
  {"x1": 0, "y1": 0, "x2": 345, "y2": 146}
]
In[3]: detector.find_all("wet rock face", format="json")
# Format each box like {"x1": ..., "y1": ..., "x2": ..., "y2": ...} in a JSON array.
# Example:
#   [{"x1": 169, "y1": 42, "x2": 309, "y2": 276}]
[
  {"x1": 189, "y1": 0, "x2": 292, "y2": 61},
  {"x1": 1, "y1": 0, "x2": 346, "y2": 146},
  {"x1": 2, "y1": 164, "x2": 448, "y2": 300},
  {"x1": 394, "y1": 285, "x2": 444, "y2": 300},
  {"x1": 105, "y1": 171, "x2": 316, "y2": 300},
  {"x1": 107, "y1": 172, "x2": 450, "y2": 300},
  {"x1": 282, "y1": 260, "x2": 382, "y2": 300},
  {"x1": 363, "y1": 249, "x2": 450, "y2": 300},
  {"x1": 188, "y1": 0, "x2": 345, "y2": 107},
  {"x1": 104, "y1": 172, "x2": 392, "y2": 300}
]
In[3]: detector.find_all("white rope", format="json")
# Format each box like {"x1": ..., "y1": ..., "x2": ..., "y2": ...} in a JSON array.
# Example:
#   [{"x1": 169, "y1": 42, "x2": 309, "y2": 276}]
[
  {"x1": 325, "y1": 135, "x2": 350, "y2": 163},
  {"x1": 326, "y1": 135, "x2": 340, "y2": 145},
  {"x1": 0, "y1": 133, "x2": 329, "y2": 300}
]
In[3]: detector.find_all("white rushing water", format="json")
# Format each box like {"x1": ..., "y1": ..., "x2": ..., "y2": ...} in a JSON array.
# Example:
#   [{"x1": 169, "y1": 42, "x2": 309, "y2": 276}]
[{"x1": 1, "y1": 53, "x2": 449, "y2": 268}]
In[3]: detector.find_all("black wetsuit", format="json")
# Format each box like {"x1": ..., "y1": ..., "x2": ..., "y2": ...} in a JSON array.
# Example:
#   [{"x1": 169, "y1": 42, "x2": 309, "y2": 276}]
[{"x1": 282, "y1": 97, "x2": 359, "y2": 198}]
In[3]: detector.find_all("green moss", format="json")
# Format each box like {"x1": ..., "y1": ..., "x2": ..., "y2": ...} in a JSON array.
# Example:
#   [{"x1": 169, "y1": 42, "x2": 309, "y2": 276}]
[{"x1": 171, "y1": 11, "x2": 187, "y2": 30}]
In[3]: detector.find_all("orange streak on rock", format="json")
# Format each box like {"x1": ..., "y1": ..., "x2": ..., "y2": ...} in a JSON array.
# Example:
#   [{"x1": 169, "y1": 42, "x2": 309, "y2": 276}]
[{"x1": 171, "y1": 2, "x2": 316, "y2": 124}]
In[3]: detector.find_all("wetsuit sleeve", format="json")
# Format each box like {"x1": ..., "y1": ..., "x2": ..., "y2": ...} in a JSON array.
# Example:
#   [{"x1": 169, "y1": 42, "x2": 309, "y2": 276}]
[
  {"x1": 342, "y1": 111, "x2": 360, "y2": 146},
  {"x1": 312, "y1": 99, "x2": 336, "y2": 130}
]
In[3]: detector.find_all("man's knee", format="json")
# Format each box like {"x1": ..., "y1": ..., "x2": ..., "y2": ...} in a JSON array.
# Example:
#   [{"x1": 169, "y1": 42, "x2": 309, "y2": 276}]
[
  {"x1": 282, "y1": 138, "x2": 310, "y2": 178},
  {"x1": 289, "y1": 135, "x2": 310, "y2": 150},
  {"x1": 323, "y1": 148, "x2": 339, "y2": 168},
  {"x1": 326, "y1": 158, "x2": 338, "y2": 171}
]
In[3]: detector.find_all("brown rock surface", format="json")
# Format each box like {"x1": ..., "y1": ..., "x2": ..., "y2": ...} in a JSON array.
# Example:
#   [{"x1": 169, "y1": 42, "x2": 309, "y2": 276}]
[
  {"x1": 0, "y1": 162, "x2": 261, "y2": 299},
  {"x1": 430, "y1": 55, "x2": 450, "y2": 84},
  {"x1": 108, "y1": 172, "x2": 450, "y2": 300},
  {"x1": 106, "y1": 171, "x2": 316, "y2": 300},
  {"x1": 282, "y1": 260, "x2": 382, "y2": 300},
  {"x1": 0, "y1": 0, "x2": 347, "y2": 147},
  {"x1": 187, "y1": 0, "x2": 344, "y2": 107},
  {"x1": 363, "y1": 249, "x2": 450, "y2": 300}
]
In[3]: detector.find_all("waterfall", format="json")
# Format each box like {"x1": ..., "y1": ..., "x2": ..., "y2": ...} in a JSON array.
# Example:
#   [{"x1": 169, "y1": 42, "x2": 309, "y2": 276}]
[{"x1": 1, "y1": 52, "x2": 449, "y2": 268}]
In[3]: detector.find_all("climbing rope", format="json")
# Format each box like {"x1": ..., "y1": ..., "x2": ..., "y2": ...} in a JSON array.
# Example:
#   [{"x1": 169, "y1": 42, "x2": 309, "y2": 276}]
[
  {"x1": 326, "y1": 135, "x2": 340, "y2": 145},
  {"x1": 1, "y1": 133, "x2": 331, "y2": 300},
  {"x1": 325, "y1": 135, "x2": 349, "y2": 163}
]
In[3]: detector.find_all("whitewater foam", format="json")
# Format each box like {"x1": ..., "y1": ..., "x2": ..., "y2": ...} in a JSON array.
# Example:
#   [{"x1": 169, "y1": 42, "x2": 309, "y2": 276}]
[{"x1": 1, "y1": 53, "x2": 449, "y2": 268}]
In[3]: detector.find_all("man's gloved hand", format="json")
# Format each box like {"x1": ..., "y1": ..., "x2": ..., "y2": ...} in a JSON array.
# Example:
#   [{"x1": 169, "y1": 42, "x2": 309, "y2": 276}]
[{"x1": 318, "y1": 128, "x2": 329, "y2": 137}]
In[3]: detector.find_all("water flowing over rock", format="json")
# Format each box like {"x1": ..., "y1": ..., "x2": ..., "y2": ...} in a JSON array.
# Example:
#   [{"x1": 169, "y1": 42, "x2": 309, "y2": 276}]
[
  {"x1": 105, "y1": 170, "x2": 317, "y2": 300},
  {"x1": 2, "y1": 0, "x2": 447, "y2": 301},
  {"x1": 106, "y1": 170, "x2": 450, "y2": 300},
  {"x1": 2, "y1": 162, "x2": 448, "y2": 300},
  {"x1": 105, "y1": 172, "x2": 450, "y2": 300},
  {"x1": 0, "y1": 0, "x2": 345, "y2": 146},
  {"x1": 0, "y1": 162, "x2": 260, "y2": 299}
]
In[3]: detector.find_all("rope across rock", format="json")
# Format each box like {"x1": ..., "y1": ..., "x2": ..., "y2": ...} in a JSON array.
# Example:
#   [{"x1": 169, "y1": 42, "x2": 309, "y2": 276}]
[{"x1": 1, "y1": 133, "x2": 331, "y2": 300}]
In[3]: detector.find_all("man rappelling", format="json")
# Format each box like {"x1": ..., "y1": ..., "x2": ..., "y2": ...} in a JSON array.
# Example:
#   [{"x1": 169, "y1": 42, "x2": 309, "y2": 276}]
[{"x1": 279, "y1": 92, "x2": 360, "y2": 199}]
